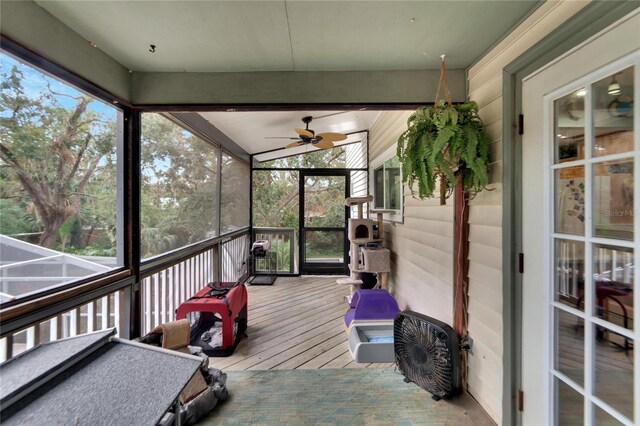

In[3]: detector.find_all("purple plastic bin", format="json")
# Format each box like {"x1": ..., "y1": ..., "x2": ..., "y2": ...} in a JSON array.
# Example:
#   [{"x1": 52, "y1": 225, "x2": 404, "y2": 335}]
[{"x1": 344, "y1": 289, "x2": 400, "y2": 328}]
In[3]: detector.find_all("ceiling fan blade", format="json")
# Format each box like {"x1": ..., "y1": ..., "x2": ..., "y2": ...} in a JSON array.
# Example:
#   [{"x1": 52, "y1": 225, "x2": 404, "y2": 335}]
[
  {"x1": 295, "y1": 128, "x2": 314, "y2": 138},
  {"x1": 286, "y1": 141, "x2": 304, "y2": 148},
  {"x1": 313, "y1": 111, "x2": 348, "y2": 120},
  {"x1": 316, "y1": 132, "x2": 347, "y2": 143},
  {"x1": 313, "y1": 139, "x2": 334, "y2": 150},
  {"x1": 265, "y1": 137, "x2": 300, "y2": 139}
]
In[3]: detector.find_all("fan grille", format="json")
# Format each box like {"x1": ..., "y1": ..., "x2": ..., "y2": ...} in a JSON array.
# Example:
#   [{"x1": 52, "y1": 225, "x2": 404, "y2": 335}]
[{"x1": 394, "y1": 311, "x2": 460, "y2": 399}]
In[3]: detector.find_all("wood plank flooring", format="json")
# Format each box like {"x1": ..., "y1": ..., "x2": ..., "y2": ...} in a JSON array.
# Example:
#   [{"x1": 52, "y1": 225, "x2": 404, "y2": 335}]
[{"x1": 208, "y1": 276, "x2": 395, "y2": 371}]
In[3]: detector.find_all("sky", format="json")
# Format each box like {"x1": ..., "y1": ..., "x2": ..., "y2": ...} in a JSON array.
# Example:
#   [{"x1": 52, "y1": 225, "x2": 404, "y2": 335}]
[{"x1": 0, "y1": 52, "x2": 117, "y2": 120}]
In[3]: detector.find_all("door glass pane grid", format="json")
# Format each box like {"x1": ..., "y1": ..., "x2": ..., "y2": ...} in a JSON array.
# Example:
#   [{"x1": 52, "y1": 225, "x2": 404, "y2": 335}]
[
  {"x1": 592, "y1": 320, "x2": 634, "y2": 421},
  {"x1": 555, "y1": 376, "x2": 585, "y2": 426},
  {"x1": 554, "y1": 239, "x2": 586, "y2": 311},
  {"x1": 593, "y1": 401, "x2": 627, "y2": 426},
  {"x1": 554, "y1": 88, "x2": 587, "y2": 164},
  {"x1": 550, "y1": 63, "x2": 637, "y2": 426},
  {"x1": 554, "y1": 307, "x2": 585, "y2": 386}
]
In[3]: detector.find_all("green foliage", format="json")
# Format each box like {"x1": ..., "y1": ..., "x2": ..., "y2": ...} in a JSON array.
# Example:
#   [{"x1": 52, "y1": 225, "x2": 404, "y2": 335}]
[
  {"x1": 141, "y1": 114, "x2": 252, "y2": 258},
  {"x1": 252, "y1": 170, "x2": 299, "y2": 228},
  {"x1": 65, "y1": 245, "x2": 116, "y2": 257},
  {"x1": 1, "y1": 61, "x2": 118, "y2": 249},
  {"x1": 0, "y1": 199, "x2": 40, "y2": 235},
  {"x1": 252, "y1": 147, "x2": 353, "y2": 230},
  {"x1": 396, "y1": 100, "x2": 490, "y2": 202}
]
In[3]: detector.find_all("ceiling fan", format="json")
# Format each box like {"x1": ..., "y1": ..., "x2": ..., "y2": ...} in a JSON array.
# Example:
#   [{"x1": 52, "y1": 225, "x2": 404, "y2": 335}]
[{"x1": 266, "y1": 115, "x2": 348, "y2": 150}]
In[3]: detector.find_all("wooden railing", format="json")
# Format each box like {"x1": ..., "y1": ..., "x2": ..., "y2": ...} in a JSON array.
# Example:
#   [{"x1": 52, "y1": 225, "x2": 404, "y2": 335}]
[
  {"x1": 0, "y1": 228, "x2": 250, "y2": 361},
  {"x1": 0, "y1": 284, "x2": 130, "y2": 362},
  {"x1": 252, "y1": 227, "x2": 297, "y2": 274},
  {"x1": 140, "y1": 230, "x2": 249, "y2": 335}
]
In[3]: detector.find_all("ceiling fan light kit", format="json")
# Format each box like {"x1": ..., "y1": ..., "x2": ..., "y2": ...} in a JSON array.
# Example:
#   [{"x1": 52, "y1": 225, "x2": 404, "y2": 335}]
[{"x1": 607, "y1": 76, "x2": 621, "y2": 96}]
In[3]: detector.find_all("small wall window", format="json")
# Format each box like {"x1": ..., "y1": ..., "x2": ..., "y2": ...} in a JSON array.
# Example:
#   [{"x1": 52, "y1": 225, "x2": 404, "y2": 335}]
[{"x1": 370, "y1": 144, "x2": 403, "y2": 223}]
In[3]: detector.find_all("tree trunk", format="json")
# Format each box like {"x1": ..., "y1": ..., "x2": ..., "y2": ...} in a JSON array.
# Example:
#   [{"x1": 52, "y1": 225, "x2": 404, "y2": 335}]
[{"x1": 39, "y1": 212, "x2": 68, "y2": 249}]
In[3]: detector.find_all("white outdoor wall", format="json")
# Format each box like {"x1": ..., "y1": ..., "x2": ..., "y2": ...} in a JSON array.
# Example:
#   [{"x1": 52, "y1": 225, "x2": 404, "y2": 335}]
[
  {"x1": 368, "y1": 111, "x2": 455, "y2": 328},
  {"x1": 368, "y1": 2, "x2": 591, "y2": 423},
  {"x1": 466, "y1": 1, "x2": 589, "y2": 422}
]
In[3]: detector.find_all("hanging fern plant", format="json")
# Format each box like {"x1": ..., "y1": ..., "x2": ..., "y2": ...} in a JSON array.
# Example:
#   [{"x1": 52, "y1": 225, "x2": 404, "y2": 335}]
[{"x1": 396, "y1": 59, "x2": 490, "y2": 205}]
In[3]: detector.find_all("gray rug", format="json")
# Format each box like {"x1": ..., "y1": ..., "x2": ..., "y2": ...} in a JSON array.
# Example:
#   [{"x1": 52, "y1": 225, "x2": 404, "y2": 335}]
[{"x1": 200, "y1": 369, "x2": 495, "y2": 425}]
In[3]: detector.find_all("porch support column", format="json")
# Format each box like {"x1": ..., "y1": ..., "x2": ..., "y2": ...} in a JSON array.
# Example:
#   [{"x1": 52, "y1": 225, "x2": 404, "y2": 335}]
[{"x1": 453, "y1": 173, "x2": 469, "y2": 388}]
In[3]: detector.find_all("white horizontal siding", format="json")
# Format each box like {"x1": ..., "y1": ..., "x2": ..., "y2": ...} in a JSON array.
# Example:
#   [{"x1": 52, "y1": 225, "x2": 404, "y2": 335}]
[
  {"x1": 368, "y1": 111, "x2": 412, "y2": 160},
  {"x1": 465, "y1": 1, "x2": 588, "y2": 423},
  {"x1": 369, "y1": 110, "x2": 454, "y2": 325}
]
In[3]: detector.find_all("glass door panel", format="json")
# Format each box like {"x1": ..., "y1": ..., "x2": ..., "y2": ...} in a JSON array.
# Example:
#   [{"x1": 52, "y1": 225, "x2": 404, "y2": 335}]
[
  {"x1": 304, "y1": 230, "x2": 345, "y2": 263},
  {"x1": 301, "y1": 172, "x2": 349, "y2": 275},
  {"x1": 554, "y1": 89, "x2": 586, "y2": 163},
  {"x1": 550, "y1": 63, "x2": 636, "y2": 425}
]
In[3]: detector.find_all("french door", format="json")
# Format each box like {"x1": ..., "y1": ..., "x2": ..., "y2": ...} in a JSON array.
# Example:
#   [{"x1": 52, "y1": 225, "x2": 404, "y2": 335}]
[
  {"x1": 521, "y1": 15, "x2": 639, "y2": 426},
  {"x1": 300, "y1": 170, "x2": 350, "y2": 275}
]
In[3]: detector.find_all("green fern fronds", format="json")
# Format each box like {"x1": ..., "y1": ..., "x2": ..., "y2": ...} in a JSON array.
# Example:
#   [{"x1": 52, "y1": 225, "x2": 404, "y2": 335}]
[{"x1": 396, "y1": 101, "x2": 490, "y2": 203}]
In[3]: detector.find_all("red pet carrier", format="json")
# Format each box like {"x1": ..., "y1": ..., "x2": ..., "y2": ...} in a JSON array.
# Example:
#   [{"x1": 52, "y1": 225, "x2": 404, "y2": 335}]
[{"x1": 176, "y1": 282, "x2": 248, "y2": 356}]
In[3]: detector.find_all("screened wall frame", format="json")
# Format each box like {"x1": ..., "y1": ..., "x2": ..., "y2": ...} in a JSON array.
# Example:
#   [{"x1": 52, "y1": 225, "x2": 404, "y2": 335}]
[
  {"x1": 0, "y1": 35, "x2": 420, "y2": 345},
  {"x1": 0, "y1": 38, "x2": 135, "y2": 312},
  {"x1": 139, "y1": 111, "x2": 251, "y2": 265},
  {"x1": 250, "y1": 128, "x2": 370, "y2": 276},
  {"x1": 544, "y1": 53, "x2": 639, "y2": 426}
]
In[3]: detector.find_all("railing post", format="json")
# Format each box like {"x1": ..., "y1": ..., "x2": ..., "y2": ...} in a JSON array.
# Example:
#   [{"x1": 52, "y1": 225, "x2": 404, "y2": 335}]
[
  {"x1": 153, "y1": 275, "x2": 160, "y2": 330},
  {"x1": 161, "y1": 270, "x2": 167, "y2": 325},
  {"x1": 87, "y1": 301, "x2": 96, "y2": 333},
  {"x1": 119, "y1": 287, "x2": 131, "y2": 339},
  {"x1": 114, "y1": 292, "x2": 122, "y2": 336},
  {"x1": 1, "y1": 335, "x2": 13, "y2": 362},
  {"x1": 143, "y1": 277, "x2": 151, "y2": 335},
  {"x1": 26, "y1": 325, "x2": 40, "y2": 350},
  {"x1": 102, "y1": 296, "x2": 110, "y2": 330},
  {"x1": 168, "y1": 266, "x2": 174, "y2": 323}
]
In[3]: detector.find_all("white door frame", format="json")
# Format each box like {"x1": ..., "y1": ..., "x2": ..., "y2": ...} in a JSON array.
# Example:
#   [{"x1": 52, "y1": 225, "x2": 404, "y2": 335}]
[{"x1": 520, "y1": 10, "x2": 640, "y2": 425}]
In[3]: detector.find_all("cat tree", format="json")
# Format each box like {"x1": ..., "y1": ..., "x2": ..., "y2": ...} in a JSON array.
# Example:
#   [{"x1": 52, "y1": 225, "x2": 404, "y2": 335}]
[{"x1": 337, "y1": 195, "x2": 391, "y2": 301}]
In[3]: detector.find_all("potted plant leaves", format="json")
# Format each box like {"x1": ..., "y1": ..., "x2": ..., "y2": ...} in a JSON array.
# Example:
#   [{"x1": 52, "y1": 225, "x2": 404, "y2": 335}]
[{"x1": 396, "y1": 59, "x2": 490, "y2": 205}]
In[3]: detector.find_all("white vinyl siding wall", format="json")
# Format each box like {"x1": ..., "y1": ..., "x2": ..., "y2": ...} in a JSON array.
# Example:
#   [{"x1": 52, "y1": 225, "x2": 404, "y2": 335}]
[
  {"x1": 368, "y1": 2, "x2": 590, "y2": 423},
  {"x1": 368, "y1": 111, "x2": 455, "y2": 329},
  {"x1": 467, "y1": 1, "x2": 589, "y2": 422}
]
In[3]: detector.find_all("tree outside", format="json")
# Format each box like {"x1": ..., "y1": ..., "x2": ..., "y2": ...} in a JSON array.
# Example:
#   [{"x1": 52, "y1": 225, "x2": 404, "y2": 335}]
[
  {"x1": 252, "y1": 146, "x2": 351, "y2": 264},
  {"x1": 140, "y1": 113, "x2": 220, "y2": 258},
  {"x1": 0, "y1": 56, "x2": 239, "y2": 266},
  {"x1": 1, "y1": 55, "x2": 119, "y2": 258}
]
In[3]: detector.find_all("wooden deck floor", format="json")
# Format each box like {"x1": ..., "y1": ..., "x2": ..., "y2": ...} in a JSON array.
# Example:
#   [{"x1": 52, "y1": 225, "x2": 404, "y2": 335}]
[{"x1": 208, "y1": 276, "x2": 395, "y2": 371}]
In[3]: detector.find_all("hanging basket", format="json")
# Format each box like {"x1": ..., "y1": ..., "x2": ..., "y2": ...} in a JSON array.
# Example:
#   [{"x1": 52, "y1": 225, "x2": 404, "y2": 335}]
[{"x1": 396, "y1": 56, "x2": 491, "y2": 205}]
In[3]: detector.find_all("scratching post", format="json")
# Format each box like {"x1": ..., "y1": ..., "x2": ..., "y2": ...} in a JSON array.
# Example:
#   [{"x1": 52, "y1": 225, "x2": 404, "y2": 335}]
[{"x1": 338, "y1": 196, "x2": 391, "y2": 301}]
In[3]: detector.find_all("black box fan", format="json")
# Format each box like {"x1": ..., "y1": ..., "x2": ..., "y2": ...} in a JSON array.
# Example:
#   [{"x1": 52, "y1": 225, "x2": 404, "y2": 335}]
[{"x1": 394, "y1": 310, "x2": 461, "y2": 400}]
